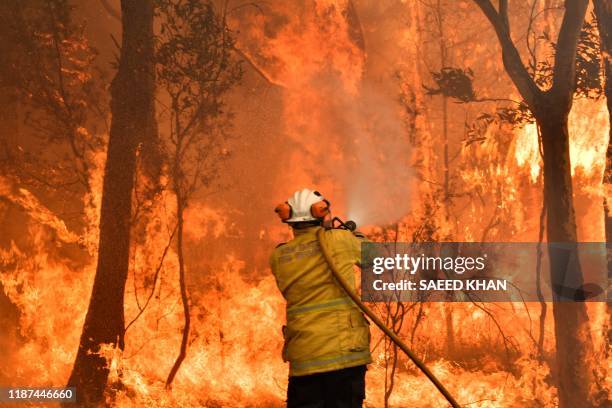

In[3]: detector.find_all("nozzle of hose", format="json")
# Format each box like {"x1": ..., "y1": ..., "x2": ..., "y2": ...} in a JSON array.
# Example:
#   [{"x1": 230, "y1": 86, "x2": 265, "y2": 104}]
[
  {"x1": 331, "y1": 217, "x2": 357, "y2": 232},
  {"x1": 344, "y1": 220, "x2": 356, "y2": 232}
]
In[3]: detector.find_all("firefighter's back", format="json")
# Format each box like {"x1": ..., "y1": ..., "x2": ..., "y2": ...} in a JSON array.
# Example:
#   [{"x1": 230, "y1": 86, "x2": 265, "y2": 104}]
[{"x1": 270, "y1": 225, "x2": 371, "y2": 377}]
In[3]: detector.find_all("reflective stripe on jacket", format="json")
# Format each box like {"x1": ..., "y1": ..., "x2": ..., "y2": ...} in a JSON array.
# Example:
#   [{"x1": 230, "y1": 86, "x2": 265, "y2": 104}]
[{"x1": 270, "y1": 226, "x2": 371, "y2": 377}]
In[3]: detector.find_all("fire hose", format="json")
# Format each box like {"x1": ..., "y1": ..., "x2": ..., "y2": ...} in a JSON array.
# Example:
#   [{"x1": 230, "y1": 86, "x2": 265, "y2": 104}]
[{"x1": 316, "y1": 227, "x2": 461, "y2": 408}]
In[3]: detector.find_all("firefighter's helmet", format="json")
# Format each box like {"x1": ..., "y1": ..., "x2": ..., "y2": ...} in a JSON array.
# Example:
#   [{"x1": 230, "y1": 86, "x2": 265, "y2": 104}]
[{"x1": 275, "y1": 189, "x2": 330, "y2": 223}]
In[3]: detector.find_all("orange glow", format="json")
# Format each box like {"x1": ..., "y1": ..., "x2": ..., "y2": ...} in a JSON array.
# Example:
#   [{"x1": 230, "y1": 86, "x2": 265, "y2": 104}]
[{"x1": 0, "y1": 1, "x2": 610, "y2": 407}]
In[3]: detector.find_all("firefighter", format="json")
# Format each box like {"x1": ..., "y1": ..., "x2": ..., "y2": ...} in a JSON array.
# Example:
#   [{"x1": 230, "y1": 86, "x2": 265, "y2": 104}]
[{"x1": 270, "y1": 188, "x2": 371, "y2": 408}]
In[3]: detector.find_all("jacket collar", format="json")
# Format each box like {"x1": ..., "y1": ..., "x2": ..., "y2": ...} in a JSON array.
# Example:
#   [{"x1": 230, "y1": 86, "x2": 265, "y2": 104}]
[{"x1": 292, "y1": 225, "x2": 323, "y2": 237}]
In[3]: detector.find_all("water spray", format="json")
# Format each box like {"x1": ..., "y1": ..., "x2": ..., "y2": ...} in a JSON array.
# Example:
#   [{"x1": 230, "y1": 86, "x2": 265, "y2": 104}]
[{"x1": 317, "y1": 223, "x2": 461, "y2": 408}]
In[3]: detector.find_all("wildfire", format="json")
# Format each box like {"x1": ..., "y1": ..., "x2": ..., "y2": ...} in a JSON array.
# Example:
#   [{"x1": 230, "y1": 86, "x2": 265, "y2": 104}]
[
  {"x1": 0, "y1": 1, "x2": 610, "y2": 407},
  {"x1": 514, "y1": 98, "x2": 609, "y2": 183},
  {"x1": 513, "y1": 122, "x2": 541, "y2": 184}
]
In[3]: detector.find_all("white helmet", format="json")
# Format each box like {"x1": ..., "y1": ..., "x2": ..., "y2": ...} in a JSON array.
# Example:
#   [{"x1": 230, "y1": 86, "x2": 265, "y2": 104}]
[{"x1": 275, "y1": 188, "x2": 330, "y2": 223}]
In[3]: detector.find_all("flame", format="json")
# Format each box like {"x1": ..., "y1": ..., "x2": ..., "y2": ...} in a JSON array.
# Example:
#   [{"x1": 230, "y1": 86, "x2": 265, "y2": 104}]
[
  {"x1": 569, "y1": 99, "x2": 609, "y2": 178},
  {"x1": 0, "y1": 177, "x2": 79, "y2": 244},
  {"x1": 514, "y1": 123, "x2": 541, "y2": 184},
  {"x1": 514, "y1": 99, "x2": 609, "y2": 183}
]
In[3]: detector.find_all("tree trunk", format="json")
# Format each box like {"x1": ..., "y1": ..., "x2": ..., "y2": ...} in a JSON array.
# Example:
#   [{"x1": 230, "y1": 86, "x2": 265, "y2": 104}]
[
  {"x1": 593, "y1": 0, "x2": 612, "y2": 359},
  {"x1": 472, "y1": 1, "x2": 592, "y2": 405},
  {"x1": 66, "y1": 0, "x2": 156, "y2": 405},
  {"x1": 593, "y1": 0, "x2": 611, "y2": 250},
  {"x1": 433, "y1": 0, "x2": 456, "y2": 357},
  {"x1": 165, "y1": 198, "x2": 190, "y2": 387},
  {"x1": 538, "y1": 111, "x2": 593, "y2": 408}
]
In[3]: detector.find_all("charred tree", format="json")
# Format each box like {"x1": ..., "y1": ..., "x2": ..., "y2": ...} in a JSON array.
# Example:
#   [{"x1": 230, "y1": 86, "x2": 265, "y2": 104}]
[
  {"x1": 473, "y1": 1, "x2": 593, "y2": 406},
  {"x1": 593, "y1": 0, "x2": 612, "y2": 358},
  {"x1": 164, "y1": 183, "x2": 189, "y2": 387},
  {"x1": 66, "y1": 0, "x2": 157, "y2": 405},
  {"x1": 155, "y1": 0, "x2": 242, "y2": 387}
]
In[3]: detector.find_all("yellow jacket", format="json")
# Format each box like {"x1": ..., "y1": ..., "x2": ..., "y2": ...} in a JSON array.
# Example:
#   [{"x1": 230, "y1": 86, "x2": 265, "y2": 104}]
[{"x1": 270, "y1": 226, "x2": 371, "y2": 377}]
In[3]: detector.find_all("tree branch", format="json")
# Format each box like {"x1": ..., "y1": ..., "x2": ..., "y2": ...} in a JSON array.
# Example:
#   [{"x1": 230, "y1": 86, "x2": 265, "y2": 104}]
[
  {"x1": 473, "y1": 0, "x2": 541, "y2": 110},
  {"x1": 125, "y1": 223, "x2": 178, "y2": 333},
  {"x1": 232, "y1": 45, "x2": 284, "y2": 87},
  {"x1": 550, "y1": 0, "x2": 589, "y2": 105},
  {"x1": 499, "y1": 0, "x2": 509, "y2": 31},
  {"x1": 526, "y1": 0, "x2": 539, "y2": 74}
]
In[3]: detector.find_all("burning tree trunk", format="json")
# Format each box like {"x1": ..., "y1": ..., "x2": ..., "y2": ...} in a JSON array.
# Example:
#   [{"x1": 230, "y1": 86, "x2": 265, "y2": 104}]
[
  {"x1": 538, "y1": 108, "x2": 594, "y2": 400},
  {"x1": 473, "y1": 1, "x2": 594, "y2": 406},
  {"x1": 593, "y1": 0, "x2": 612, "y2": 357},
  {"x1": 433, "y1": 0, "x2": 455, "y2": 357},
  {"x1": 165, "y1": 193, "x2": 189, "y2": 387},
  {"x1": 66, "y1": 0, "x2": 157, "y2": 405}
]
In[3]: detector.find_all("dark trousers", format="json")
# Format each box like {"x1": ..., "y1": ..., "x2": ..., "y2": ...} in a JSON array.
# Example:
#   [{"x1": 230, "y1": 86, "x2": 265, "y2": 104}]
[{"x1": 287, "y1": 365, "x2": 366, "y2": 408}]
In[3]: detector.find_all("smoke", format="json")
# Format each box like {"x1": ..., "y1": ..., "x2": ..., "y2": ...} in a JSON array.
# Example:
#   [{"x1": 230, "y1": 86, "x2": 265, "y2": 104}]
[
  {"x1": 278, "y1": 74, "x2": 414, "y2": 227},
  {"x1": 343, "y1": 81, "x2": 413, "y2": 226},
  {"x1": 296, "y1": 75, "x2": 413, "y2": 227}
]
